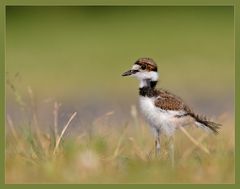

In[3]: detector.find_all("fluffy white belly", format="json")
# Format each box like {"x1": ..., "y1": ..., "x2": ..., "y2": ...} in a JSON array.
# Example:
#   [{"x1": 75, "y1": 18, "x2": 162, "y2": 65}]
[{"x1": 139, "y1": 96, "x2": 183, "y2": 136}]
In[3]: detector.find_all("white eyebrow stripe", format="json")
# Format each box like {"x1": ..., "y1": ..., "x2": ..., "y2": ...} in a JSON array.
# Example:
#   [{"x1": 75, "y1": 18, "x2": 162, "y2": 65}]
[{"x1": 132, "y1": 64, "x2": 140, "y2": 70}]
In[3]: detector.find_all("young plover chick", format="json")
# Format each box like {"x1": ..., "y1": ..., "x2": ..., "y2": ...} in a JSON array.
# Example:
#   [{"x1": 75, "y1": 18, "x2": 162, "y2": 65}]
[{"x1": 122, "y1": 57, "x2": 221, "y2": 165}]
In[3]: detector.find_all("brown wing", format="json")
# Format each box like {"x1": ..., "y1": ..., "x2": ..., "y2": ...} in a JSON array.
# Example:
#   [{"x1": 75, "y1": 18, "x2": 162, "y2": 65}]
[{"x1": 154, "y1": 90, "x2": 191, "y2": 112}]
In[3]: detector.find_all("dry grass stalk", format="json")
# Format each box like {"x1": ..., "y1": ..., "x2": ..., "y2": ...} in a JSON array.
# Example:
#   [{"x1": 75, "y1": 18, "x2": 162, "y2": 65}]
[
  {"x1": 93, "y1": 111, "x2": 114, "y2": 125},
  {"x1": 128, "y1": 137, "x2": 147, "y2": 161},
  {"x1": 53, "y1": 112, "x2": 77, "y2": 155},
  {"x1": 179, "y1": 126, "x2": 210, "y2": 154},
  {"x1": 53, "y1": 102, "x2": 61, "y2": 142},
  {"x1": 27, "y1": 86, "x2": 44, "y2": 150},
  {"x1": 180, "y1": 132, "x2": 209, "y2": 163},
  {"x1": 113, "y1": 133, "x2": 124, "y2": 159},
  {"x1": 112, "y1": 125, "x2": 128, "y2": 159},
  {"x1": 6, "y1": 114, "x2": 26, "y2": 153},
  {"x1": 6, "y1": 114, "x2": 18, "y2": 141}
]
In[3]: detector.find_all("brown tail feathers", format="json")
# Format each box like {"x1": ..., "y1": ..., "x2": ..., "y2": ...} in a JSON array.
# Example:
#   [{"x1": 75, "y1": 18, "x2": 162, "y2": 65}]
[{"x1": 188, "y1": 113, "x2": 221, "y2": 134}]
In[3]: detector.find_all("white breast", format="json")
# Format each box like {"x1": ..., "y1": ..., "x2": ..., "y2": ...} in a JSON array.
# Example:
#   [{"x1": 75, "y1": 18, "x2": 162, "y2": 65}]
[{"x1": 139, "y1": 96, "x2": 184, "y2": 136}]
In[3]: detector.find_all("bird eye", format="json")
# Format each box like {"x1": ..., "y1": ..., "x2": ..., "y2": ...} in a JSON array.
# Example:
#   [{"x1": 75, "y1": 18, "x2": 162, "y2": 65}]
[{"x1": 141, "y1": 64, "x2": 146, "y2": 70}]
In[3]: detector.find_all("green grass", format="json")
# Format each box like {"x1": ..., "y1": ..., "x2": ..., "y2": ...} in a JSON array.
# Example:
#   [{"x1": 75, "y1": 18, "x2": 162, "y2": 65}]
[{"x1": 5, "y1": 96, "x2": 234, "y2": 183}]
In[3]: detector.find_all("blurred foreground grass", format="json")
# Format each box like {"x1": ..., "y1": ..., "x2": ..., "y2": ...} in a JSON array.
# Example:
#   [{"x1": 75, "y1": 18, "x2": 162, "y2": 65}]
[{"x1": 6, "y1": 99, "x2": 234, "y2": 184}]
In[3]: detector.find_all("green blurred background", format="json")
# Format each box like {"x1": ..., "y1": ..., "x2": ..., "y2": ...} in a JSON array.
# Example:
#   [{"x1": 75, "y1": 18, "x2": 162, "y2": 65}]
[
  {"x1": 6, "y1": 6, "x2": 234, "y2": 121},
  {"x1": 5, "y1": 7, "x2": 235, "y2": 183}
]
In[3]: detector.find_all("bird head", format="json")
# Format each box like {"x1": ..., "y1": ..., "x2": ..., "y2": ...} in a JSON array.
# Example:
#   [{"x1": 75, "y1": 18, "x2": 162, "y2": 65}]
[{"x1": 122, "y1": 58, "x2": 159, "y2": 87}]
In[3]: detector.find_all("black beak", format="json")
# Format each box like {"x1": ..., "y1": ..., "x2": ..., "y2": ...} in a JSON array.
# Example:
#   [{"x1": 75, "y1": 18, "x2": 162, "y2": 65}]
[
  {"x1": 122, "y1": 69, "x2": 133, "y2": 76},
  {"x1": 122, "y1": 69, "x2": 138, "y2": 76}
]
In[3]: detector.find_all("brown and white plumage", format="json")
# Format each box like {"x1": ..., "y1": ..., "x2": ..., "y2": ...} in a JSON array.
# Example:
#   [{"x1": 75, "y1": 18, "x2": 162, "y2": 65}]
[
  {"x1": 122, "y1": 57, "x2": 221, "y2": 161},
  {"x1": 154, "y1": 89, "x2": 220, "y2": 134}
]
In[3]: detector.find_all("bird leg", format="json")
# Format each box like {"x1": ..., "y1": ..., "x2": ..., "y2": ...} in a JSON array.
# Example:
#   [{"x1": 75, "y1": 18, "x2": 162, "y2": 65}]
[
  {"x1": 147, "y1": 142, "x2": 158, "y2": 160},
  {"x1": 147, "y1": 128, "x2": 161, "y2": 160},
  {"x1": 168, "y1": 136, "x2": 175, "y2": 168},
  {"x1": 155, "y1": 130, "x2": 161, "y2": 158}
]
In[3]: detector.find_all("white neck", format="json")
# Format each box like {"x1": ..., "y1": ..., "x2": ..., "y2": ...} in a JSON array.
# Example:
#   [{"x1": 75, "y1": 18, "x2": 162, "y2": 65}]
[
  {"x1": 139, "y1": 79, "x2": 147, "y2": 88},
  {"x1": 139, "y1": 79, "x2": 158, "y2": 88},
  {"x1": 136, "y1": 71, "x2": 159, "y2": 88}
]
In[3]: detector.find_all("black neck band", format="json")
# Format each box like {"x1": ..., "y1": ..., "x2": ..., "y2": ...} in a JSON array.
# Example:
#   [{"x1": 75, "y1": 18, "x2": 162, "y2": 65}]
[
  {"x1": 150, "y1": 81, "x2": 157, "y2": 88},
  {"x1": 139, "y1": 80, "x2": 158, "y2": 97}
]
